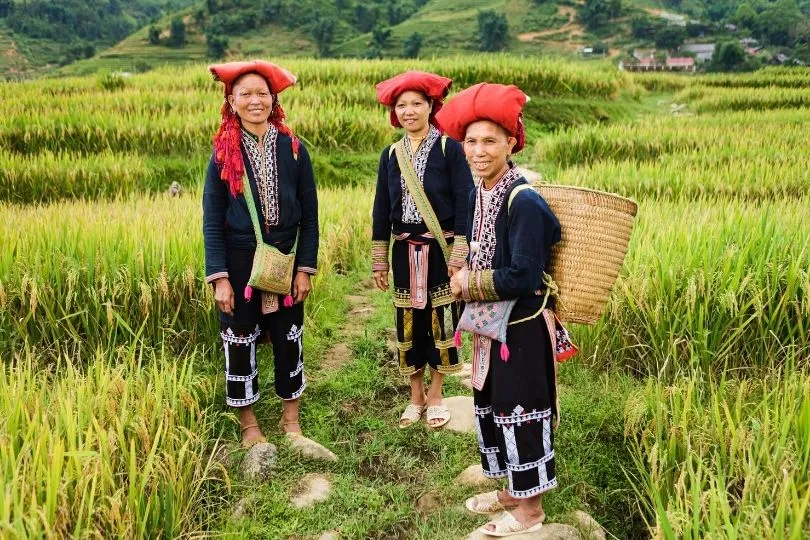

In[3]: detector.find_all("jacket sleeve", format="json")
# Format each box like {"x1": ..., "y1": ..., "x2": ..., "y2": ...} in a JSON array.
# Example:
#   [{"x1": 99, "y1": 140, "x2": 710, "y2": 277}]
[
  {"x1": 466, "y1": 190, "x2": 560, "y2": 301},
  {"x1": 447, "y1": 139, "x2": 474, "y2": 267},
  {"x1": 202, "y1": 154, "x2": 230, "y2": 283},
  {"x1": 371, "y1": 147, "x2": 392, "y2": 272},
  {"x1": 294, "y1": 142, "x2": 319, "y2": 274}
]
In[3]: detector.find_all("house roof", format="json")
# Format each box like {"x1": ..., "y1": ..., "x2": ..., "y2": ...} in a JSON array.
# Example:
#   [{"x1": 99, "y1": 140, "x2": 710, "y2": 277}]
[{"x1": 666, "y1": 57, "x2": 695, "y2": 66}]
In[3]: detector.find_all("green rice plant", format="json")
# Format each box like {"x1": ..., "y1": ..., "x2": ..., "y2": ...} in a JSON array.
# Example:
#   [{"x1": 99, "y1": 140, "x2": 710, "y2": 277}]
[
  {"x1": 624, "y1": 365, "x2": 810, "y2": 538},
  {"x1": 686, "y1": 87, "x2": 810, "y2": 113},
  {"x1": 0, "y1": 347, "x2": 227, "y2": 537}
]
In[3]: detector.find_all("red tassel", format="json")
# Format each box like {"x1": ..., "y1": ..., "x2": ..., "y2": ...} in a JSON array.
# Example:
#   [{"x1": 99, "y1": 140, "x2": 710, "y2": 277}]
[
  {"x1": 453, "y1": 330, "x2": 462, "y2": 348},
  {"x1": 500, "y1": 342, "x2": 510, "y2": 362},
  {"x1": 283, "y1": 295, "x2": 294, "y2": 308},
  {"x1": 244, "y1": 285, "x2": 253, "y2": 302}
]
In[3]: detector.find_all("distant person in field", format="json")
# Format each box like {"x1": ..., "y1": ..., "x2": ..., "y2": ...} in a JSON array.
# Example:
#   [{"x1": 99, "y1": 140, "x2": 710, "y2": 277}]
[
  {"x1": 372, "y1": 71, "x2": 475, "y2": 428},
  {"x1": 203, "y1": 61, "x2": 319, "y2": 448},
  {"x1": 439, "y1": 84, "x2": 561, "y2": 537}
]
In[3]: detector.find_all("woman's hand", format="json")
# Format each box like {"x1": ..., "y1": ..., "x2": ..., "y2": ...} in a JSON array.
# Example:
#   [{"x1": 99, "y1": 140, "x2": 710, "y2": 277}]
[
  {"x1": 214, "y1": 278, "x2": 235, "y2": 315},
  {"x1": 292, "y1": 272, "x2": 312, "y2": 304},
  {"x1": 447, "y1": 265, "x2": 462, "y2": 278},
  {"x1": 450, "y1": 267, "x2": 468, "y2": 300},
  {"x1": 373, "y1": 270, "x2": 389, "y2": 291}
]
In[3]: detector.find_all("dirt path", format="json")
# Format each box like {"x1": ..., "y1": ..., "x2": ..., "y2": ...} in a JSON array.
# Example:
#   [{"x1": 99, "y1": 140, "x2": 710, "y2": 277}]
[
  {"x1": 318, "y1": 279, "x2": 377, "y2": 373},
  {"x1": 517, "y1": 5, "x2": 582, "y2": 42}
]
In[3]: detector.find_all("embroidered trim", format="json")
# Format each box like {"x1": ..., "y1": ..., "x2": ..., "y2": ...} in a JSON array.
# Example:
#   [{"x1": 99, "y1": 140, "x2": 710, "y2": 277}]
[
  {"x1": 470, "y1": 165, "x2": 521, "y2": 271},
  {"x1": 436, "y1": 362, "x2": 463, "y2": 374},
  {"x1": 226, "y1": 394, "x2": 260, "y2": 407},
  {"x1": 475, "y1": 405, "x2": 493, "y2": 416},
  {"x1": 509, "y1": 478, "x2": 558, "y2": 499},
  {"x1": 494, "y1": 407, "x2": 553, "y2": 426},
  {"x1": 226, "y1": 369, "x2": 259, "y2": 382},
  {"x1": 290, "y1": 361, "x2": 304, "y2": 377},
  {"x1": 448, "y1": 235, "x2": 469, "y2": 268},
  {"x1": 400, "y1": 125, "x2": 440, "y2": 224},
  {"x1": 479, "y1": 445, "x2": 500, "y2": 455},
  {"x1": 220, "y1": 326, "x2": 261, "y2": 344},
  {"x1": 429, "y1": 283, "x2": 455, "y2": 307},
  {"x1": 506, "y1": 453, "x2": 555, "y2": 472},
  {"x1": 393, "y1": 288, "x2": 412, "y2": 308},
  {"x1": 286, "y1": 379, "x2": 306, "y2": 400},
  {"x1": 482, "y1": 469, "x2": 508, "y2": 479},
  {"x1": 206, "y1": 271, "x2": 229, "y2": 284},
  {"x1": 242, "y1": 125, "x2": 280, "y2": 229},
  {"x1": 371, "y1": 240, "x2": 390, "y2": 272},
  {"x1": 297, "y1": 266, "x2": 317, "y2": 275}
]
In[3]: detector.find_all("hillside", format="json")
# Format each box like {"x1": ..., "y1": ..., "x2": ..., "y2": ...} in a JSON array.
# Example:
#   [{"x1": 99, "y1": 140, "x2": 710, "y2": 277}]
[{"x1": 3, "y1": 0, "x2": 810, "y2": 77}]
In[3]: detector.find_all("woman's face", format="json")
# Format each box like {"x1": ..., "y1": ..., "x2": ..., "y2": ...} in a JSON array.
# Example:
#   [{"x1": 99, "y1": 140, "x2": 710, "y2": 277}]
[
  {"x1": 463, "y1": 120, "x2": 516, "y2": 183},
  {"x1": 228, "y1": 73, "x2": 274, "y2": 127},
  {"x1": 394, "y1": 90, "x2": 431, "y2": 134}
]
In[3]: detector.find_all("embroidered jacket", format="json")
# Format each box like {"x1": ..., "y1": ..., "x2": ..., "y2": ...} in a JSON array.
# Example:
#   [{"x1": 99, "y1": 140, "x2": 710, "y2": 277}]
[
  {"x1": 203, "y1": 131, "x2": 319, "y2": 283},
  {"x1": 371, "y1": 134, "x2": 474, "y2": 270},
  {"x1": 464, "y1": 176, "x2": 560, "y2": 306}
]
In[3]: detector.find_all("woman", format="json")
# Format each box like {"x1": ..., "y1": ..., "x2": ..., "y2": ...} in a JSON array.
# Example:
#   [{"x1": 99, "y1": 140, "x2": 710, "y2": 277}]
[
  {"x1": 438, "y1": 83, "x2": 561, "y2": 537},
  {"x1": 372, "y1": 71, "x2": 474, "y2": 428},
  {"x1": 203, "y1": 60, "x2": 319, "y2": 448}
]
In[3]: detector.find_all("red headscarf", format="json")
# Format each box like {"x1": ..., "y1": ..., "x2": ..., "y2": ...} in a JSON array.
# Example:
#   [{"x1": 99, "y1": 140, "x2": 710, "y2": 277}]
[
  {"x1": 434, "y1": 83, "x2": 528, "y2": 153},
  {"x1": 375, "y1": 71, "x2": 452, "y2": 129},
  {"x1": 209, "y1": 60, "x2": 299, "y2": 196}
]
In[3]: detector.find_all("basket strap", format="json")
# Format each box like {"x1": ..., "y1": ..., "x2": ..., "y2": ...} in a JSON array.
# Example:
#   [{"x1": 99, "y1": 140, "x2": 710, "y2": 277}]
[
  {"x1": 507, "y1": 183, "x2": 532, "y2": 214},
  {"x1": 242, "y1": 174, "x2": 298, "y2": 254}
]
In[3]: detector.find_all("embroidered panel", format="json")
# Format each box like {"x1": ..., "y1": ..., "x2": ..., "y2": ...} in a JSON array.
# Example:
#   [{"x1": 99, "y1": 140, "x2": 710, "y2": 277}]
[
  {"x1": 400, "y1": 125, "x2": 440, "y2": 224},
  {"x1": 469, "y1": 165, "x2": 521, "y2": 271},
  {"x1": 242, "y1": 126, "x2": 280, "y2": 228}
]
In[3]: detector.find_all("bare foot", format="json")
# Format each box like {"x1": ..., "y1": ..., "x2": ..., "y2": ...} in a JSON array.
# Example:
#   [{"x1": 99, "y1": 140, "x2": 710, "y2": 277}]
[
  {"x1": 484, "y1": 495, "x2": 545, "y2": 532},
  {"x1": 280, "y1": 418, "x2": 303, "y2": 435}
]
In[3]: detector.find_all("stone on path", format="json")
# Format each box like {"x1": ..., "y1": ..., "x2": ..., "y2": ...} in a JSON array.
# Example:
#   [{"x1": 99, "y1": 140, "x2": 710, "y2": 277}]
[
  {"x1": 287, "y1": 433, "x2": 338, "y2": 462},
  {"x1": 316, "y1": 531, "x2": 340, "y2": 540},
  {"x1": 239, "y1": 442, "x2": 277, "y2": 483},
  {"x1": 232, "y1": 495, "x2": 255, "y2": 519},
  {"x1": 569, "y1": 511, "x2": 606, "y2": 540},
  {"x1": 416, "y1": 491, "x2": 442, "y2": 514},
  {"x1": 468, "y1": 522, "x2": 582, "y2": 540},
  {"x1": 443, "y1": 396, "x2": 475, "y2": 434},
  {"x1": 291, "y1": 473, "x2": 333, "y2": 509},
  {"x1": 455, "y1": 464, "x2": 497, "y2": 488}
]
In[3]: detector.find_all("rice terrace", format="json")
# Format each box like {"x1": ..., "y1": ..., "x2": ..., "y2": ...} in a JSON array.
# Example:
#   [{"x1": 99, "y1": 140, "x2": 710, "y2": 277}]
[{"x1": 1, "y1": 0, "x2": 809, "y2": 539}]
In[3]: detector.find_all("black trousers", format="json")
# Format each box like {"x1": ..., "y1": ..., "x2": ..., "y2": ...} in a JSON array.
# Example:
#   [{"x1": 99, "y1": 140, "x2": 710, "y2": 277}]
[{"x1": 473, "y1": 309, "x2": 558, "y2": 498}]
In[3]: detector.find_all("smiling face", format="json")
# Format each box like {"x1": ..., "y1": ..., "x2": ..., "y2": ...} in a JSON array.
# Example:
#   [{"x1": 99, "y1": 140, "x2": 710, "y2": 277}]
[
  {"x1": 228, "y1": 73, "x2": 274, "y2": 130},
  {"x1": 463, "y1": 120, "x2": 517, "y2": 185},
  {"x1": 394, "y1": 90, "x2": 431, "y2": 135}
]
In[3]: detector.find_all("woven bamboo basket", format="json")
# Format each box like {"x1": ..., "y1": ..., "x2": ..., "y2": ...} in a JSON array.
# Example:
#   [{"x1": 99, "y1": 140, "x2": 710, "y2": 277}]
[{"x1": 534, "y1": 184, "x2": 638, "y2": 325}]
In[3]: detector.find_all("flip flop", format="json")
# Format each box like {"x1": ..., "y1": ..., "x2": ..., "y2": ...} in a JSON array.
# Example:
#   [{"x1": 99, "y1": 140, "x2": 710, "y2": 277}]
[
  {"x1": 464, "y1": 490, "x2": 514, "y2": 515},
  {"x1": 398, "y1": 403, "x2": 425, "y2": 428},
  {"x1": 240, "y1": 423, "x2": 267, "y2": 449},
  {"x1": 477, "y1": 510, "x2": 543, "y2": 537},
  {"x1": 425, "y1": 404, "x2": 451, "y2": 428}
]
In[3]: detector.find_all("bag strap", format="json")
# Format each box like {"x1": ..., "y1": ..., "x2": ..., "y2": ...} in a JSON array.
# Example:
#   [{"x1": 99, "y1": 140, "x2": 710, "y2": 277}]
[
  {"x1": 389, "y1": 135, "x2": 447, "y2": 158},
  {"x1": 507, "y1": 183, "x2": 532, "y2": 215},
  {"x1": 241, "y1": 174, "x2": 298, "y2": 253},
  {"x1": 393, "y1": 139, "x2": 450, "y2": 262}
]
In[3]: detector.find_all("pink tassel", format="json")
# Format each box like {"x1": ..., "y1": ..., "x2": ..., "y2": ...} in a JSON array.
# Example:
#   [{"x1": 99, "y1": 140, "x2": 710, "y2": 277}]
[
  {"x1": 453, "y1": 330, "x2": 462, "y2": 348},
  {"x1": 500, "y1": 342, "x2": 510, "y2": 362},
  {"x1": 244, "y1": 285, "x2": 253, "y2": 302},
  {"x1": 283, "y1": 295, "x2": 294, "y2": 308}
]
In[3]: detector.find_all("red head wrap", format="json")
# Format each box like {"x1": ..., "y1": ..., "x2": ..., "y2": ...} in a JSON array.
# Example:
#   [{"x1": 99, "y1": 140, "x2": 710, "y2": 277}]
[
  {"x1": 375, "y1": 71, "x2": 452, "y2": 129},
  {"x1": 209, "y1": 60, "x2": 299, "y2": 196},
  {"x1": 434, "y1": 83, "x2": 529, "y2": 153}
]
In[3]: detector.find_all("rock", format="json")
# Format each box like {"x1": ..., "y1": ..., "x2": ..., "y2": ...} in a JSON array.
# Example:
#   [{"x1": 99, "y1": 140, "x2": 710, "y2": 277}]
[
  {"x1": 517, "y1": 167, "x2": 543, "y2": 184},
  {"x1": 287, "y1": 433, "x2": 338, "y2": 462},
  {"x1": 291, "y1": 473, "x2": 333, "y2": 509},
  {"x1": 416, "y1": 491, "x2": 442, "y2": 514},
  {"x1": 211, "y1": 440, "x2": 239, "y2": 469},
  {"x1": 387, "y1": 340, "x2": 398, "y2": 360},
  {"x1": 346, "y1": 295, "x2": 368, "y2": 306},
  {"x1": 317, "y1": 532, "x2": 340, "y2": 540},
  {"x1": 385, "y1": 327, "x2": 397, "y2": 342},
  {"x1": 239, "y1": 442, "x2": 277, "y2": 483},
  {"x1": 443, "y1": 396, "x2": 476, "y2": 434},
  {"x1": 232, "y1": 495, "x2": 255, "y2": 519},
  {"x1": 167, "y1": 181, "x2": 182, "y2": 197},
  {"x1": 455, "y1": 464, "x2": 497, "y2": 487},
  {"x1": 468, "y1": 522, "x2": 581, "y2": 540},
  {"x1": 452, "y1": 363, "x2": 472, "y2": 377},
  {"x1": 569, "y1": 511, "x2": 605, "y2": 540}
]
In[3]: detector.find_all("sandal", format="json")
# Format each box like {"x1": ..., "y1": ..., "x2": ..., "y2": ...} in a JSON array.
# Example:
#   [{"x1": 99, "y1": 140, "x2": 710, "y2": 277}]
[
  {"x1": 240, "y1": 423, "x2": 267, "y2": 449},
  {"x1": 464, "y1": 490, "x2": 515, "y2": 515},
  {"x1": 478, "y1": 510, "x2": 543, "y2": 537},
  {"x1": 398, "y1": 403, "x2": 425, "y2": 428},
  {"x1": 279, "y1": 418, "x2": 302, "y2": 435},
  {"x1": 425, "y1": 404, "x2": 450, "y2": 428}
]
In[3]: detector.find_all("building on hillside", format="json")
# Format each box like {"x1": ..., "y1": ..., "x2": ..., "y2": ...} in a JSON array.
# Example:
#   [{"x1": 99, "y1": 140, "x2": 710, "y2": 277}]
[
  {"x1": 632, "y1": 48, "x2": 655, "y2": 60},
  {"x1": 740, "y1": 37, "x2": 759, "y2": 47},
  {"x1": 619, "y1": 56, "x2": 695, "y2": 72},
  {"x1": 683, "y1": 43, "x2": 716, "y2": 62},
  {"x1": 665, "y1": 57, "x2": 696, "y2": 72}
]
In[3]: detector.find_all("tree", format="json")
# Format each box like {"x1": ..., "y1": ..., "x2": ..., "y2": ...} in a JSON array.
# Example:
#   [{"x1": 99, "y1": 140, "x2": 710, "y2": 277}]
[
  {"x1": 0, "y1": 0, "x2": 12, "y2": 18},
  {"x1": 709, "y1": 40, "x2": 748, "y2": 70},
  {"x1": 477, "y1": 9, "x2": 509, "y2": 51},
  {"x1": 371, "y1": 26, "x2": 392, "y2": 49},
  {"x1": 755, "y1": 0, "x2": 803, "y2": 46},
  {"x1": 579, "y1": 0, "x2": 623, "y2": 30},
  {"x1": 148, "y1": 25, "x2": 161, "y2": 45},
  {"x1": 206, "y1": 33, "x2": 229, "y2": 59},
  {"x1": 354, "y1": 4, "x2": 377, "y2": 33},
  {"x1": 168, "y1": 17, "x2": 186, "y2": 48},
  {"x1": 734, "y1": 3, "x2": 758, "y2": 29},
  {"x1": 312, "y1": 18, "x2": 335, "y2": 57},
  {"x1": 655, "y1": 25, "x2": 686, "y2": 49},
  {"x1": 404, "y1": 32, "x2": 423, "y2": 58},
  {"x1": 630, "y1": 14, "x2": 658, "y2": 39}
]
